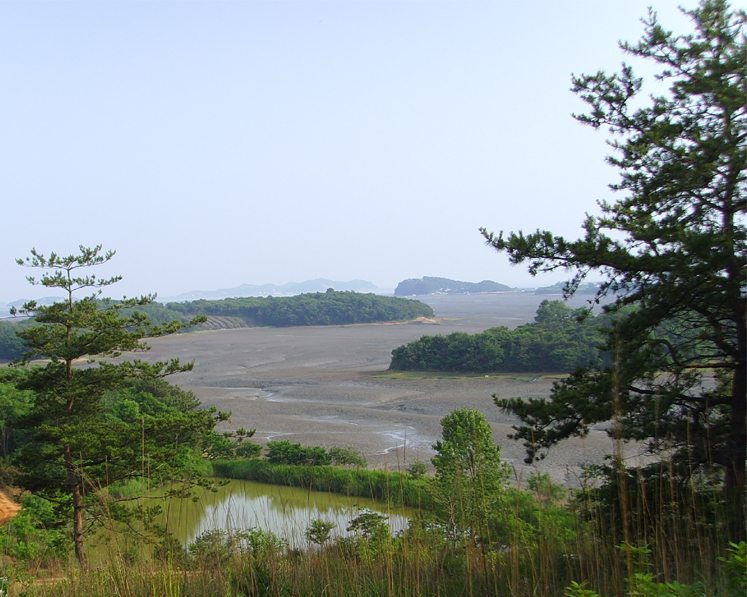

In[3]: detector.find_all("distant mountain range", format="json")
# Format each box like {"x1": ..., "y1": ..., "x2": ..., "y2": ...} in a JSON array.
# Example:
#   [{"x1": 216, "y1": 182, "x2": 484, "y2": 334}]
[
  {"x1": 162, "y1": 279, "x2": 379, "y2": 302},
  {"x1": 394, "y1": 277, "x2": 513, "y2": 296},
  {"x1": 5, "y1": 297, "x2": 64, "y2": 308}
]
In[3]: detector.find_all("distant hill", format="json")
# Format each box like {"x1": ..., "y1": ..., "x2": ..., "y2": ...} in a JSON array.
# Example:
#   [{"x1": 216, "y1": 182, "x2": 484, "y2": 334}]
[
  {"x1": 394, "y1": 277, "x2": 512, "y2": 296},
  {"x1": 7, "y1": 296, "x2": 64, "y2": 307},
  {"x1": 166, "y1": 290, "x2": 434, "y2": 327},
  {"x1": 535, "y1": 282, "x2": 601, "y2": 295},
  {"x1": 165, "y1": 279, "x2": 378, "y2": 302}
]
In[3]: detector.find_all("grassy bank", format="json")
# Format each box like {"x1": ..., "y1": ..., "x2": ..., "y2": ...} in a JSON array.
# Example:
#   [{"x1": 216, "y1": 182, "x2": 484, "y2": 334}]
[{"x1": 211, "y1": 459, "x2": 434, "y2": 510}]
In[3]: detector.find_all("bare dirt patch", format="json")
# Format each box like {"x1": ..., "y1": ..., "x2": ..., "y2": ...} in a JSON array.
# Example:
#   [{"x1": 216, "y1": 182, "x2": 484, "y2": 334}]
[{"x1": 0, "y1": 488, "x2": 20, "y2": 525}]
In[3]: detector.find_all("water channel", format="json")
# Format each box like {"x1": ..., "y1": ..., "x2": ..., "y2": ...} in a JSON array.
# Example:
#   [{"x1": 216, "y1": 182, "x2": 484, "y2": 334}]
[{"x1": 154, "y1": 480, "x2": 414, "y2": 549}]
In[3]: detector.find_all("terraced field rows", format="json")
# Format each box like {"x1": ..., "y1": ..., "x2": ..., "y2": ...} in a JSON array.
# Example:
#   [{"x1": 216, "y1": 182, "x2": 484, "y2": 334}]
[{"x1": 198, "y1": 316, "x2": 251, "y2": 330}]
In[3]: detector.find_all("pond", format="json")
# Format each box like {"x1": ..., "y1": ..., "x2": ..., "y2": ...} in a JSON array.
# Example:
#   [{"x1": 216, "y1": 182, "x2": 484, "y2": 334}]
[{"x1": 155, "y1": 480, "x2": 414, "y2": 549}]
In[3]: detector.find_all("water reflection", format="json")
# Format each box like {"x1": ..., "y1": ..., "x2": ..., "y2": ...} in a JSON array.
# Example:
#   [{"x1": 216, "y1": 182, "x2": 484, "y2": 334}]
[{"x1": 159, "y1": 480, "x2": 412, "y2": 549}]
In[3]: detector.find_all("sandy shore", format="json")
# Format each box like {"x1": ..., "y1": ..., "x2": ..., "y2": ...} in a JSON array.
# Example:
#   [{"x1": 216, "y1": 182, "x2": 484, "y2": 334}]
[{"x1": 139, "y1": 292, "x2": 625, "y2": 487}]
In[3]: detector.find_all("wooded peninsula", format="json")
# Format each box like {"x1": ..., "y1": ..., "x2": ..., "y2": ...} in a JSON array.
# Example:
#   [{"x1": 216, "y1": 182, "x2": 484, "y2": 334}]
[{"x1": 0, "y1": 290, "x2": 434, "y2": 361}]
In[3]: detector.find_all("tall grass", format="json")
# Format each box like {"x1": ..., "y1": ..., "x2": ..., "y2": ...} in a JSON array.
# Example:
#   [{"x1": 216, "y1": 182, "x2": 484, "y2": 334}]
[{"x1": 15, "y1": 527, "x2": 744, "y2": 597}]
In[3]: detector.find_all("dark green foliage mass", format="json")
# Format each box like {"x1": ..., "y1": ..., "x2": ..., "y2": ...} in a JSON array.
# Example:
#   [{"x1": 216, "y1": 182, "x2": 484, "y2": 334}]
[
  {"x1": 266, "y1": 440, "x2": 332, "y2": 466},
  {"x1": 167, "y1": 289, "x2": 433, "y2": 326},
  {"x1": 264, "y1": 440, "x2": 367, "y2": 467},
  {"x1": 201, "y1": 430, "x2": 261, "y2": 460},
  {"x1": 389, "y1": 300, "x2": 607, "y2": 373},
  {"x1": 0, "y1": 319, "x2": 35, "y2": 361},
  {"x1": 110, "y1": 377, "x2": 202, "y2": 413},
  {"x1": 394, "y1": 276, "x2": 511, "y2": 296},
  {"x1": 0, "y1": 367, "x2": 33, "y2": 458}
]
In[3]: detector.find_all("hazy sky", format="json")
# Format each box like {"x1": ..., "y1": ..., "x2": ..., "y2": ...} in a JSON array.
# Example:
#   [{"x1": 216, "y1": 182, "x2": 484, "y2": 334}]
[{"x1": 1, "y1": 0, "x2": 698, "y2": 302}]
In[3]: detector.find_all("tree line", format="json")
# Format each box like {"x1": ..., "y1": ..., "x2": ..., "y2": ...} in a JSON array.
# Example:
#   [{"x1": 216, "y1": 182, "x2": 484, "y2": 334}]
[{"x1": 389, "y1": 300, "x2": 608, "y2": 373}]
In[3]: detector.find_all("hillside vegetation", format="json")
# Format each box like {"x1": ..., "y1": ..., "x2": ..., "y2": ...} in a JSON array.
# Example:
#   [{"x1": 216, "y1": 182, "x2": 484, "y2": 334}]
[
  {"x1": 390, "y1": 300, "x2": 607, "y2": 373},
  {"x1": 166, "y1": 289, "x2": 433, "y2": 327},
  {"x1": 0, "y1": 320, "x2": 32, "y2": 361}
]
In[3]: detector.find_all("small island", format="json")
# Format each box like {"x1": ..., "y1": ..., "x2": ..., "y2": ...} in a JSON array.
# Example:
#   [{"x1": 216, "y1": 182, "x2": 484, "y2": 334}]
[{"x1": 394, "y1": 276, "x2": 512, "y2": 296}]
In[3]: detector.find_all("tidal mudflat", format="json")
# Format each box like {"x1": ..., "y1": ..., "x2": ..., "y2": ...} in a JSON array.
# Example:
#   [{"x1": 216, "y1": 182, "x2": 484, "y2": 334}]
[{"x1": 144, "y1": 292, "x2": 623, "y2": 486}]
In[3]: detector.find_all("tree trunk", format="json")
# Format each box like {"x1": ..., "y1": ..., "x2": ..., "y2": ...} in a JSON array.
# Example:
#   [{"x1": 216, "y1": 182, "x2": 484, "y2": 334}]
[
  {"x1": 725, "y1": 357, "x2": 747, "y2": 544},
  {"x1": 723, "y1": 278, "x2": 746, "y2": 544},
  {"x1": 63, "y1": 444, "x2": 87, "y2": 567}
]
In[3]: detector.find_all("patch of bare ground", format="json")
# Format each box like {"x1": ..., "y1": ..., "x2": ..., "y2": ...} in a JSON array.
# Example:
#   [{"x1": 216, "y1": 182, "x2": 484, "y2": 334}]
[
  {"x1": 120, "y1": 293, "x2": 621, "y2": 487},
  {"x1": 0, "y1": 487, "x2": 20, "y2": 525}
]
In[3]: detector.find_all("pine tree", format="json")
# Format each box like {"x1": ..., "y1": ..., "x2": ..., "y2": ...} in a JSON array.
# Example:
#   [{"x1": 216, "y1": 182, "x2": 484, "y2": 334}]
[
  {"x1": 10, "y1": 245, "x2": 212, "y2": 565},
  {"x1": 481, "y1": 0, "x2": 746, "y2": 540}
]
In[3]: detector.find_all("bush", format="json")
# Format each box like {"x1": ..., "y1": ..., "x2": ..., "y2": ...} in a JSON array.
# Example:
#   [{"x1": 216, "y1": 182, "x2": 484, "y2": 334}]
[
  {"x1": 329, "y1": 446, "x2": 366, "y2": 467},
  {"x1": 407, "y1": 461, "x2": 428, "y2": 479},
  {"x1": 266, "y1": 440, "x2": 331, "y2": 466},
  {"x1": 0, "y1": 495, "x2": 70, "y2": 564},
  {"x1": 305, "y1": 520, "x2": 336, "y2": 546}
]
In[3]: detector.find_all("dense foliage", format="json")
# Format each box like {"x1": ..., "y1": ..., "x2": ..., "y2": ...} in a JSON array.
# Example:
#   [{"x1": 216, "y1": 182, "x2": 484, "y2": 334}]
[
  {"x1": 0, "y1": 367, "x2": 33, "y2": 458},
  {"x1": 166, "y1": 289, "x2": 434, "y2": 326},
  {"x1": 431, "y1": 409, "x2": 512, "y2": 544},
  {"x1": 389, "y1": 300, "x2": 607, "y2": 373},
  {"x1": 482, "y1": 0, "x2": 746, "y2": 541},
  {"x1": 0, "y1": 320, "x2": 34, "y2": 361},
  {"x1": 118, "y1": 300, "x2": 192, "y2": 325},
  {"x1": 394, "y1": 276, "x2": 511, "y2": 296},
  {"x1": 1, "y1": 367, "x2": 218, "y2": 558},
  {"x1": 264, "y1": 440, "x2": 366, "y2": 467}
]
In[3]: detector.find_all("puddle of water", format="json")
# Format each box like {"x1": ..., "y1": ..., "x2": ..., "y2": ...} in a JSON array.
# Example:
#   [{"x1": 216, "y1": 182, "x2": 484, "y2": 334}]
[{"x1": 156, "y1": 479, "x2": 414, "y2": 549}]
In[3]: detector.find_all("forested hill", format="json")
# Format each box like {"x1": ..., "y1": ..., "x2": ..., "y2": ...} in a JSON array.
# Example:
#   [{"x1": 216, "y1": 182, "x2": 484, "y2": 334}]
[
  {"x1": 394, "y1": 276, "x2": 512, "y2": 296},
  {"x1": 389, "y1": 300, "x2": 609, "y2": 373},
  {"x1": 166, "y1": 290, "x2": 434, "y2": 327}
]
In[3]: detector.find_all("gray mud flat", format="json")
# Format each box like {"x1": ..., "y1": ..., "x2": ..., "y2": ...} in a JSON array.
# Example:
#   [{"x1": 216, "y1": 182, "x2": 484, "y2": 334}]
[{"x1": 142, "y1": 292, "x2": 626, "y2": 486}]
